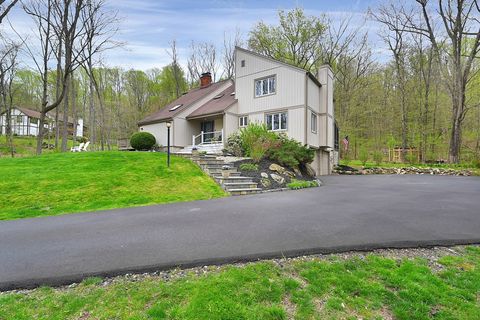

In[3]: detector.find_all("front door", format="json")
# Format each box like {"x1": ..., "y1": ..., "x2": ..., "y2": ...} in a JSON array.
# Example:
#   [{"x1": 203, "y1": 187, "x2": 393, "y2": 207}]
[{"x1": 200, "y1": 120, "x2": 214, "y2": 143}]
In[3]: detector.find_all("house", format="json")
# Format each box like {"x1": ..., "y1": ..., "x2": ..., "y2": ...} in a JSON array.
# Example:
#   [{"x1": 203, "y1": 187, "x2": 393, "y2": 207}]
[
  {"x1": 0, "y1": 107, "x2": 86, "y2": 137},
  {"x1": 138, "y1": 47, "x2": 338, "y2": 175}
]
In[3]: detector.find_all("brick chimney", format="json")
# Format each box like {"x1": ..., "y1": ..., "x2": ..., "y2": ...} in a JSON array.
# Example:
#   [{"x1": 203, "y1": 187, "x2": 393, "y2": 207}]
[{"x1": 200, "y1": 72, "x2": 212, "y2": 88}]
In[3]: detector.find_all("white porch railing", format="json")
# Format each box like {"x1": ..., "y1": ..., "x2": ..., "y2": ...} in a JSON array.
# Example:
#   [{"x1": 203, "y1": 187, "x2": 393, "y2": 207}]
[{"x1": 192, "y1": 129, "x2": 223, "y2": 146}]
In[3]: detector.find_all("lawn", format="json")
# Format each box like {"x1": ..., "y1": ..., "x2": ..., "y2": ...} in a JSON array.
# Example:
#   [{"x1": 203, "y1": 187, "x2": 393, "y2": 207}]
[
  {"x1": 0, "y1": 151, "x2": 225, "y2": 220},
  {"x1": 0, "y1": 136, "x2": 77, "y2": 158},
  {"x1": 1, "y1": 246, "x2": 479, "y2": 319}
]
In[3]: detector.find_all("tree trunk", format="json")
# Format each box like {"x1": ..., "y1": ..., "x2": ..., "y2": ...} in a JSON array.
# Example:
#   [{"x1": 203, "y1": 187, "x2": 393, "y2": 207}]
[{"x1": 61, "y1": 73, "x2": 70, "y2": 152}]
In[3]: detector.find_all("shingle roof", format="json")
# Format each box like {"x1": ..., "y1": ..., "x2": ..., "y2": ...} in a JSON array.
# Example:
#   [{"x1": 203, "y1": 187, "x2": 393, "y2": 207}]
[
  {"x1": 138, "y1": 80, "x2": 230, "y2": 125},
  {"x1": 17, "y1": 107, "x2": 42, "y2": 119},
  {"x1": 186, "y1": 84, "x2": 236, "y2": 119}
]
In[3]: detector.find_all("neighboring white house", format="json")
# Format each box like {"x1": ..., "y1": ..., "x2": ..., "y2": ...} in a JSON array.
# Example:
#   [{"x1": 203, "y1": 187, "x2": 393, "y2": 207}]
[
  {"x1": 138, "y1": 47, "x2": 338, "y2": 175},
  {"x1": 0, "y1": 107, "x2": 86, "y2": 137}
]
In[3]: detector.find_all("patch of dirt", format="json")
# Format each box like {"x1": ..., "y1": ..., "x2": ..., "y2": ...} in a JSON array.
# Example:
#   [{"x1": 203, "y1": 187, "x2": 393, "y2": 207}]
[
  {"x1": 282, "y1": 295, "x2": 297, "y2": 320},
  {"x1": 379, "y1": 306, "x2": 395, "y2": 320}
]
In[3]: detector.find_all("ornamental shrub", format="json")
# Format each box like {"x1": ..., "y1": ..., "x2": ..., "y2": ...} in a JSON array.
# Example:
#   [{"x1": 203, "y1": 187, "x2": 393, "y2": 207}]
[
  {"x1": 267, "y1": 136, "x2": 314, "y2": 168},
  {"x1": 239, "y1": 123, "x2": 278, "y2": 162},
  {"x1": 130, "y1": 132, "x2": 156, "y2": 151},
  {"x1": 224, "y1": 132, "x2": 244, "y2": 156},
  {"x1": 239, "y1": 162, "x2": 259, "y2": 171}
]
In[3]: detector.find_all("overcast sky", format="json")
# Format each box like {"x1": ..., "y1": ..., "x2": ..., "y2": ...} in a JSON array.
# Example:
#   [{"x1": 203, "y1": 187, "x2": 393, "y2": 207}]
[{"x1": 6, "y1": 0, "x2": 384, "y2": 71}]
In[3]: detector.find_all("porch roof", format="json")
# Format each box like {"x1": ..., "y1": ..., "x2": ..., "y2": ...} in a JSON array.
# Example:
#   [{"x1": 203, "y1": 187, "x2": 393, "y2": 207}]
[
  {"x1": 186, "y1": 84, "x2": 236, "y2": 120},
  {"x1": 138, "y1": 79, "x2": 230, "y2": 126}
]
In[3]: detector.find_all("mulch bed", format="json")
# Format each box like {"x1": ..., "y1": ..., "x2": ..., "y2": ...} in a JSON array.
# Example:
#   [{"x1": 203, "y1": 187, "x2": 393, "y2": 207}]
[{"x1": 231, "y1": 158, "x2": 316, "y2": 190}]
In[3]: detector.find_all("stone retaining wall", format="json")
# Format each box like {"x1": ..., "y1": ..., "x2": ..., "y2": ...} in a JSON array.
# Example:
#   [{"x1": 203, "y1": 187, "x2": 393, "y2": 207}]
[{"x1": 334, "y1": 166, "x2": 472, "y2": 176}]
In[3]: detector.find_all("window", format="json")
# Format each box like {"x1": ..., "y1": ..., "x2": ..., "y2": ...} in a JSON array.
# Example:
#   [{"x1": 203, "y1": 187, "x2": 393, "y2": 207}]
[
  {"x1": 265, "y1": 112, "x2": 287, "y2": 131},
  {"x1": 30, "y1": 118, "x2": 39, "y2": 125},
  {"x1": 311, "y1": 113, "x2": 317, "y2": 133},
  {"x1": 16, "y1": 116, "x2": 23, "y2": 124},
  {"x1": 169, "y1": 104, "x2": 182, "y2": 111},
  {"x1": 241, "y1": 60, "x2": 245, "y2": 67},
  {"x1": 239, "y1": 116, "x2": 248, "y2": 127},
  {"x1": 255, "y1": 75, "x2": 276, "y2": 97}
]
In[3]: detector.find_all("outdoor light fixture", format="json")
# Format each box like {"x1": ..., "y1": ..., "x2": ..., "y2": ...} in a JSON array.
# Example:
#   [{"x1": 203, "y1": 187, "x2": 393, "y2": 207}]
[{"x1": 166, "y1": 121, "x2": 172, "y2": 167}]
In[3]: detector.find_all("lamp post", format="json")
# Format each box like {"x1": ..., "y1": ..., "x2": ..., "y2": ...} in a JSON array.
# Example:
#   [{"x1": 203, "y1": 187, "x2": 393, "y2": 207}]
[{"x1": 166, "y1": 121, "x2": 171, "y2": 167}]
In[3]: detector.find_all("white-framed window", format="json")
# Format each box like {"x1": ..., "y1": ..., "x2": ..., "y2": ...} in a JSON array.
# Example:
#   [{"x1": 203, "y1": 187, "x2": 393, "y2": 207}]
[
  {"x1": 255, "y1": 75, "x2": 276, "y2": 97},
  {"x1": 265, "y1": 112, "x2": 287, "y2": 131},
  {"x1": 239, "y1": 116, "x2": 248, "y2": 128},
  {"x1": 16, "y1": 116, "x2": 23, "y2": 124},
  {"x1": 311, "y1": 113, "x2": 317, "y2": 133}
]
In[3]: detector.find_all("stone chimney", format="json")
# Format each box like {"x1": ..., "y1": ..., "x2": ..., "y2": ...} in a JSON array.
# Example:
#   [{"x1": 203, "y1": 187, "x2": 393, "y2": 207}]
[{"x1": 200, "y1": 72, "x2": 212, "y2": 88}]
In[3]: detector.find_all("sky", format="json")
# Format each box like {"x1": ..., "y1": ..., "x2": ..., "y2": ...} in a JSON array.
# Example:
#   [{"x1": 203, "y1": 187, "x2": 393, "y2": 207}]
[{"x1": 6, "y1": 0, "x2": 384, "y2": 71}]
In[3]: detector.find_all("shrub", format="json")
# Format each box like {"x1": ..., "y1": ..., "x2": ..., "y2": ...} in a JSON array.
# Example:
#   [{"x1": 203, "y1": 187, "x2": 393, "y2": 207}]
[
  {"x1": 359, "y1": 148, "x2": 369, "y2": 166},
  {"x1": 240, "y1": 123, "x2": 278, "y2": 162},
  {"x1": 267, "y1": 136, "x2": 314, "y2": 168},
  {"x1": 130, "y1": 132, "x2": 156, "y2": 151},
  {"x1": 373, "y1": 151, "x2": 383, "y2": 166},
  {"x1": 287, "y1": 179, "x2": 318, "y2": 190},
  {"x1": 224, "y1": 132, "x2": 244, "y2": 156},
  {"x1": 239, "y1": 163, "x2": 259, "y2": 171}
]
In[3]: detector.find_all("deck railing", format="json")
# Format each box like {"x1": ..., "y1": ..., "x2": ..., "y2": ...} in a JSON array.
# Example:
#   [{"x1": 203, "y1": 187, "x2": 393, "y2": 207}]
[{"x1": 192, "y1": 129, "x2": 223, "y2": 146}]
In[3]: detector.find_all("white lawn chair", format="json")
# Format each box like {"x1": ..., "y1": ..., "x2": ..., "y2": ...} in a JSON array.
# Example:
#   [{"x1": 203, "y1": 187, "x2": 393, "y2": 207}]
[
  {"x1": 71, "y1": 142, "x2": 84, "y2": 152},
  {"x1": 81, "y1": 141, "x2": 90, "y2": 152}
]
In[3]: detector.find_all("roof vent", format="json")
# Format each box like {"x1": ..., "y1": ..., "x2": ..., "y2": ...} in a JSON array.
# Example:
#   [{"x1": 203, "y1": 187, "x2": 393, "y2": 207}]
[
  {"x1": 213, "y1": 93, "x2": 224, "y2": 99},
  {"x1": 230, "y1": 92, "x2": 235, "y2": 96},
  {"x1": 169, "y1": 104, "x2": 182, "y2": 111}
]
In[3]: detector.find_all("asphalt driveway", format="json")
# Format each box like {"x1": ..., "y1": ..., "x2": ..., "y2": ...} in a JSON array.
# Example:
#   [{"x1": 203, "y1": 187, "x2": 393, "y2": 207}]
[{"x1": 1, "y1": 174, "x2": 480, "y2": 290}]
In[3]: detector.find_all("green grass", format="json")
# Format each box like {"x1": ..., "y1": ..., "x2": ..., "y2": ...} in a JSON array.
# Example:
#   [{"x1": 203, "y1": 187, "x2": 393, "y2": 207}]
[
  {"x1": 287, "y1": 179, "x2": 318, "y2": 190},
  {"x1": 0, "y1": 136, "x2": 77, "y2": 158},
  {"x1": 1, "y1": 246, "x2": 479, "y2": 319},
  {"x1": 239, "y1": 162, "x2": 259, "y2": 171},
  {"x1": 0, "y1": 151, "x2": 225, "y2": 220}
]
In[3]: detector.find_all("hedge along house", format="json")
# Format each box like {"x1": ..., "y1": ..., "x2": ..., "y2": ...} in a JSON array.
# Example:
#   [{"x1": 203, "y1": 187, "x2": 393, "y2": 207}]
[{"x1": 138, "y1": 47, "x2": 338, "y2": 175}]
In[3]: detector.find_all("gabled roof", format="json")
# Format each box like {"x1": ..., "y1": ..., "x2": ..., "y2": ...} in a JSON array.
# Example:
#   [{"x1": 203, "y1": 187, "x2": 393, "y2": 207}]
[
  {"x1": 187, "y1": 84, "x2": 236, "y2": 119},
  {"x1": 138, "y1": 80, "x2": 230, "y2": 126},
  {"x1": 235, "y1": 46, "x2": 322, "y2": 88},
  {"x1": 17, "y1": 107, "x2": 42, "y2": 119}
]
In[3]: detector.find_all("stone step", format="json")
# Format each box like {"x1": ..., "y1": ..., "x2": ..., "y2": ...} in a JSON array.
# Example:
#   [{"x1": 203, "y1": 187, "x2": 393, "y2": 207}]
[
  {"x1": 202, "y1": 164, "x2": 236, "y2": 170},
  {"x1": 196, "y1": 159, "x2": 225, "y2": 165},
  {"x1": 214, "y1": 176, "x2": 255, "y2": 183},
  {"x1": 224, "y1": 182, "x2": 258, "y2": 190},
  {"x1": 205, "y1": 168, "x2": 238, "y2": 174},
  {"x1": 229, "y1": 188, "x2": 262, "y2": 195}
]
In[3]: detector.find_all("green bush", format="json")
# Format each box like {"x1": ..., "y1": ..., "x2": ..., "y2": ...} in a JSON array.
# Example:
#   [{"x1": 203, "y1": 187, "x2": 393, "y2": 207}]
[
  {"x1": 130, "y1": 132, "x2": 156, "y2": 151},
  {"x1": 240, "y1": 123, "x2": 278, "y2": 162},
  {"x1": 239, "y1": 163, "x2": 259, "y2": 171},
  {"x1": 267, "y1": 136, "x2": 314, "y2": 168},
  {"x1": 287, "y1": 179, "x2": 318, "y2": 190},
  {"x1": 359, "y1": 148, "x2": 369, "y2": 166},
  {"x1": 373, "y1": 151, "x2": 383, "y2": 166},
  {"x1": 224, "y1": 132, "x2": 244, "y2": 156}
]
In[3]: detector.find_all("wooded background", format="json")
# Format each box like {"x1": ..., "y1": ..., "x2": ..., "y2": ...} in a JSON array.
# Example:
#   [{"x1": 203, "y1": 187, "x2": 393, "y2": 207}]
[{"x1": 1, "y1": 1, "x2": 479, "y2": 164}]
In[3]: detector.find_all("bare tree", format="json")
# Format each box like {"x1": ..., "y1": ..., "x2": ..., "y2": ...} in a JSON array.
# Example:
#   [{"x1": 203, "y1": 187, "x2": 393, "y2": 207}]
[
  {"x1": 22, "y1": 0, "x2": 89, "y2": 154},
  {"x1": 187, "y1": 41, "x2": 218, "y2": 85},
  {"x1": 0, "y1": 0, "x2": 19, "y2": 24},
  {"x1": 166, "y1": 39, "x2": 181, "y2": 98},
  {"x1": 222, "y1": 29, "x2": 242, "y2": 79},
  {"x1": 0, "y1": 36, "x2": 20, "y2": 157},
  {"x1": 374, "y1": 0, "x2": 480, "y2": 163},
  {"x1": 372, "y1": 4, "x2": 411, "y2": 161}
]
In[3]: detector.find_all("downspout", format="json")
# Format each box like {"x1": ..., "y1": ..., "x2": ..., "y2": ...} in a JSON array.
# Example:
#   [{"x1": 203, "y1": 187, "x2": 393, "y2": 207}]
[{"x1": 304, "y1": 73, "x2": 308, "y2": 145}]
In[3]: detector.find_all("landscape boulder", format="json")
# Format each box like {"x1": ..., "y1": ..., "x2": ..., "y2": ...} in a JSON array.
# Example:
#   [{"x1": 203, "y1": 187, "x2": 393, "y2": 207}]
[
  {"x1": 269, "y1": 163, "x2": 286, "y2": 174},
  {"x1": 270, "y1": 173, "x2": 285, "y2": 184}
]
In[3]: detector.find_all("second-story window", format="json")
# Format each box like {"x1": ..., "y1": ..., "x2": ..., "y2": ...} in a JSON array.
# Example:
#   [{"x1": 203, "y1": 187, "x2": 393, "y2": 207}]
[
  {"x1": 311, "y1": 113, "x2": 317, "y2": 133},
  {"x1": 255, "y1": 75, "x2": 276, "y2": 97}
]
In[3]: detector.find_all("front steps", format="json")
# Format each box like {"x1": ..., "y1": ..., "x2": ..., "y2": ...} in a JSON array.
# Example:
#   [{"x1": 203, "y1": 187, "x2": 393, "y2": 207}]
[
  {"x1": 177, "y1": 143, "x2": 224, "y2": 155},
  {"x1": 185, "y1": 154, "x2": 261, "y2": 196}
]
